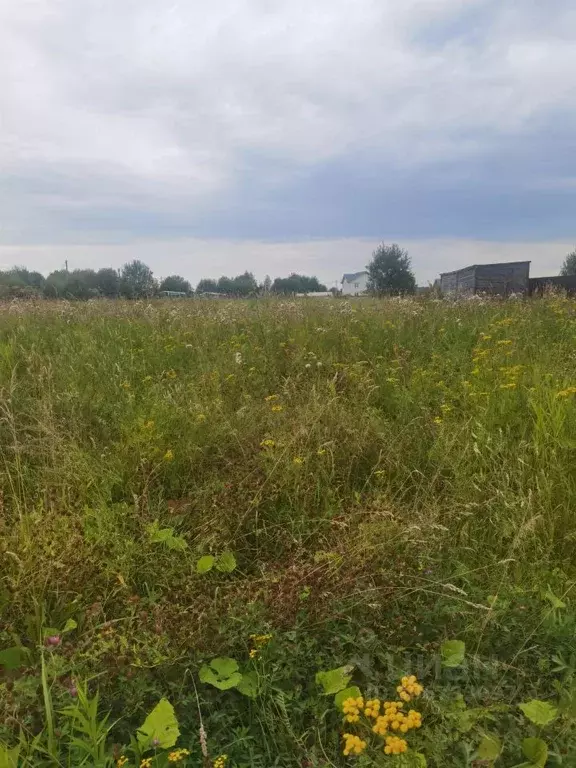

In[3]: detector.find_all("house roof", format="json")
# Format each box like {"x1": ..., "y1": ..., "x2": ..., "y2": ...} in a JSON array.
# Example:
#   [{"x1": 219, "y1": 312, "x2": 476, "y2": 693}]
[{"x1": 342, "y1": 271, "x2": 368, "y2": 283}]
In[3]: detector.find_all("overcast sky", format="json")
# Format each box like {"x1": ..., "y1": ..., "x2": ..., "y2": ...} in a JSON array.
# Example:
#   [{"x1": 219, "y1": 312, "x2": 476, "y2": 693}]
[{"x1": 1, "y1": 0, "x2": 575, "y2": 285}]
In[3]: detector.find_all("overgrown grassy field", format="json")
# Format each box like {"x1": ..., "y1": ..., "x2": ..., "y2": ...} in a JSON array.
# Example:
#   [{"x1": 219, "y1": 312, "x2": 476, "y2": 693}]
[{"x1": 1, "y1": 297, "x2": 575, "y2": 767}]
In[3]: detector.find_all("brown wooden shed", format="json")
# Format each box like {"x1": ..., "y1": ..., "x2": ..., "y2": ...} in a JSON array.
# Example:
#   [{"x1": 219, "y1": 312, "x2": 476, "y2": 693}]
[{"x1": 440, "y1": 261, "x2": 530, "y2": 297}]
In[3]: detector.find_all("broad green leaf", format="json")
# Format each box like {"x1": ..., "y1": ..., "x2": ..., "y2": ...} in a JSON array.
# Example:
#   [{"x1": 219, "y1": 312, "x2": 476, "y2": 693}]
[
  {"x1": 0, "y1": 647, "x2": 25, "y2": 671},
  {"x1": 413, "y1": 755, "x2": 427, "y2": 767},
  {"x1": 522, "y1": 737, "x2": 548, "y2": 767},
  {"x1": 199, "y1": 657, "x2": 242, "y2": 690},
  {"x1": 335, "y1": 686, "x2": 362, "y2": 711},
  {"x1": 62, "y1": 619, "x2": 77, "y2": 634},
  {"x1": 137, "y1": 698, "x2": 180, "y2": 750},
  {"x1": 315, "y1": 665, "x2": 353, "y2": 695},
  {"x1": 147, "y1": 522, "x2": 187, "y2": 551},
  {"x1": 216, "y1": 551, "x2": 237, "y2": 573},
  {"x1": 196, "y1": 555, "x2": 215, "y2": 574},
  {"x1": 236, "y1": 671, "x2": 258, "y2": 698},
  {"x1": 543, "y1": 587, "x2": 566, "y2": 611},
  {"x1": 42, "y1": 627, "x2": 60, "y2": 639},
  {"x1": 147, "y1": 521, "x2": 170, "y2": 542},
  {"x1": 477, "y1": 733, "x2": 501, "y2": 760},
  {"x1": 164, "y1": 534, "x2": 187, "y2": 551},
  {"x1": 519, "y1": 699, "x2": 558, "y2": 726},
  {"x1": 441, "y1": 639, "x2": 466, "y2": 668}
]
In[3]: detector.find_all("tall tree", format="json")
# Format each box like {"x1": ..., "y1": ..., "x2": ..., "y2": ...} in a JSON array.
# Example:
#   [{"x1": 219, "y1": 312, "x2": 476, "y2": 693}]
[
  {"x1": 159, "y1": 275, "x2": 192, "y2": 294},
  {"x1": 96, "y1": 268, "x2": 120, "y2": 297},
  {"x1": 230, "y1": 271, "x2": 258, "y2": 296},
  {"x1": 196, "y1": 278, "x2": 219, "y2": 294},
  {"x1": 67, "y1": 269, "x2": 99, "y2": 299},
  {"x1": 43, "y1": 269, "x2": 98, "y2": 299},
  {"x1": 44, "y1": 270, "x2": 72, "y2": 298},
  {"x1": 366, "y1": 243, "x2": 416, "y2": 295},
  {"x1": 217, "y1": 276, "x2": 235, "y2": 294},
  {"x1": 262, "y1": 275, "x2": 272, "y2": 293},
  {"x1": 560, "y1": 248, "x2": 576, "y2": 276},
  {"x1": 120, "y1": 260, "x2": 156, "y2": 298},
  {"x1": 272, "y1": 274, "x2": 327, "y2": 294}
]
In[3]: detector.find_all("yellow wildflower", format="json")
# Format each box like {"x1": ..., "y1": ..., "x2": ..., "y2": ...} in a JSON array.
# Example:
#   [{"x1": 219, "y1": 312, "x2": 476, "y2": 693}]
[
  {"x1": 265, "y1": 394, "x2": 278, "y2": 401},
  {"x1": 213, "y1": 756, "x2": 228, "y2": 768},
  {"x1": 364, "y1": 698, "x2": 381, "y2": 718},
  {"x1": 271, "y1": 404, "x2": 283, "y2": 413},
  {"x1": 163, "y1": 449, "x2": 174, "y2": 462},
  {"x1": 293, "y1": 456, "x2": 304, "y2": 465},
  {"x1": 165, "y1": 369, "x2": 178, "y2": 379},
  {"x1": 342, "y1": 696, "x2": 364, "y2": 723},
  {"x1": 250, "y1": 633, "x2": 272, "y2": 647},
  {"x1": 196, "y1": 413, "x2": 207, "y2": 422},
  {"x1": 373, "y1": 715, "x2": 389, "y2": 735},
  {"x1": 120, "y1": 380, "x2": 131, "y2": 390},
  {"x1": 342, "y1": 733, "x2": 367, "y2": 756},
  {"x1": 140, "y1": 759, "x2": 153, "y2": 768},
  {"x1": 433, "y1": 416, "x2": 443, "y2": 425},
  {"x1": 116, "y1": 758, "x2": 128, "y2": 768},
  {"x1": 496, "y1": 339, "x2": 513, "y2": 346},
  {"x1": 249, "y1": 648, "x2": 259, "y2": 659},
  {"x1": 406, "y1": 709, "x2": 422, "y2": 729},
  {"x1": 168, "y1": 749, "x2": 190, "y2": 763},
  {"x1": 317, "y1": 448, "x2": 327, "y2": 456},
  {"x1": 499, "y1": 382, "x2": 517, "y2": 390},
  {"x1": 396, "y1": 675, "x2": 424, "y2": 702},
  {"x1": 260, "y1": 439, "x2": 276, "y2": 449},
  {"x1": 384, "y1": 735, "x2": 408, "y2": 755}
]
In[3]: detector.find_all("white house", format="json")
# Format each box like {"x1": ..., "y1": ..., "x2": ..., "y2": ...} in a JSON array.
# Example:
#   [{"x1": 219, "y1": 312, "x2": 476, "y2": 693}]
[{"x1": 341, "y1": 271, "x2": 369, "y2": 296}]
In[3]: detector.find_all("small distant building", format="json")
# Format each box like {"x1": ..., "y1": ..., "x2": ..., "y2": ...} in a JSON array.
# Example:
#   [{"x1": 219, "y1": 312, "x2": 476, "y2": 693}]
[
  {"x1": 440, "y1": 261, "x2": 530, "y2": 297},
  {"x1": 295, "y1": 291, "x2": 333, "y2": 298},
  {"x1": 159, "y1": 290, "x2": 188, "y2": 298},
  {"x1": 341, "y1": 271, "x2": 369, "y2": 296}
]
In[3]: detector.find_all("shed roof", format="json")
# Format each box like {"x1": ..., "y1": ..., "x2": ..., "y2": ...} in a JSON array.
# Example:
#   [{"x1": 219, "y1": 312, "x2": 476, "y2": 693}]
[{"x1": 440, "y1": 261, "x2": 530, "y2": 278}]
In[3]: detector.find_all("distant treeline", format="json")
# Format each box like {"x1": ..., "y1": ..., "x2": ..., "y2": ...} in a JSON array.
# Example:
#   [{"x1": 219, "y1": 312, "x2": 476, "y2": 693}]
[{"x1": 0, "y1": 262, "x2": 328, "y2": 299}]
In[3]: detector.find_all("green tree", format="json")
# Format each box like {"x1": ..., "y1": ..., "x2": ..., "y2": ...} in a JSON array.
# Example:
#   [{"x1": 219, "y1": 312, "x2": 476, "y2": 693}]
[
  {"x1": 120, "y1": 260, "x2": 156, "y2": 299},
  {"x1": 230, "y1": 271, "x2": 258, "y2": 296},
  {"x1": 159, "y1": 275, "x2": 192, "y2": 294},
  {"x1": 0, "y1": 267, "x2": 45, "y2": 297},
  {"x1": 272, "y1": 274, "x2": 327, "y2": 294},
  {"x1": 196, "y1": 279, "x2": 219, "y2": 294},
  {"x1": 366, "y1": 243, "x2": 416, "y2": 295},
  {"x1": 44, "y1": 270, "x2": 71, "y2": 298},
  {"x1": 43, "y1": 269, "x2": 97, "y2": 299},
  {"x1": 96, "y1": 268, "x2": 120, "y2": 297},
  {"x1": 217, "y1": 276, "x2": 235, "y2": 295},
  {"x1": 262, "y1": 275, "x2": 272, "y2": 294},
  {"x1": 560, "y1": 249, "x2": 576, "y2": 276}
]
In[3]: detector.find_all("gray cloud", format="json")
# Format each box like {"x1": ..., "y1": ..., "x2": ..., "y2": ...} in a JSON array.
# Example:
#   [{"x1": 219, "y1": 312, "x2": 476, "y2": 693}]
[{"x1": 1, "y1": 0, "x2": 575, "y2": 275}]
